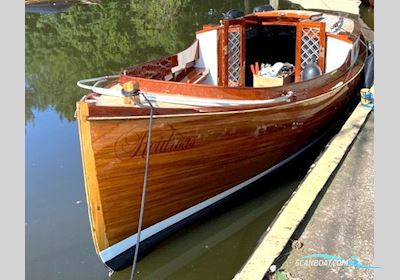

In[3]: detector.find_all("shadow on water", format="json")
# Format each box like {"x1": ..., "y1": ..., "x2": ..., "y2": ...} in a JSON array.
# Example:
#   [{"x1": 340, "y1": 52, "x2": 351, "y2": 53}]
[{"x1": 25, "y1": 1, "x2": 373, "y2": 279}]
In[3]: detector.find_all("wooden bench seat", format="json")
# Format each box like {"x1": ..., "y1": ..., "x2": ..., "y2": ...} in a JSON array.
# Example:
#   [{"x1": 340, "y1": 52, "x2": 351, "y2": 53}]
[{"x1": 174, "y1": 67, "x2": 209, "y2": 84}]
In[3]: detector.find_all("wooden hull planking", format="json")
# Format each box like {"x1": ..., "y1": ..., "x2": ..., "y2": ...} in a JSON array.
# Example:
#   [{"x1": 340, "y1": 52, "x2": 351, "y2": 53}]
[
  {"x1": 76, "y1": 68, "x2": 361, "y2": 269},
  {"x1": 75, "y1": 9, "x2": 367, "y2": 270}
]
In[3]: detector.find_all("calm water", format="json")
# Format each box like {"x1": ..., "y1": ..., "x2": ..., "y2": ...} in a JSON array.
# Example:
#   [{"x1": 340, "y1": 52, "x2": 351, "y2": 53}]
[{"x1": 25, "y1": 1, "x2": 373, "y2": 279}]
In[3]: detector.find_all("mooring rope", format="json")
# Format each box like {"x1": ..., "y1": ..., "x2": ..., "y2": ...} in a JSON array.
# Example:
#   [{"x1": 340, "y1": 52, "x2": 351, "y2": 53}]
[{"x1": 129, "y1": 91, "x2": 154, "y2": 280}]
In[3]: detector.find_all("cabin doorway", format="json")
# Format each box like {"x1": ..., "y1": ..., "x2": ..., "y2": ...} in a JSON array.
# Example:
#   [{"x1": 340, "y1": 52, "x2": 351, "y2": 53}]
[{"x1": 245, "y1": 25, "x2": 296, "y2": 86}]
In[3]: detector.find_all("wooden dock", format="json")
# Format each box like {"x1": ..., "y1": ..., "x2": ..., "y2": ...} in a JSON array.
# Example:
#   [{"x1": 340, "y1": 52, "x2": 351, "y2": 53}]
[{"x1": 233, "y1": 102, "x2": 373, "y2": 280}]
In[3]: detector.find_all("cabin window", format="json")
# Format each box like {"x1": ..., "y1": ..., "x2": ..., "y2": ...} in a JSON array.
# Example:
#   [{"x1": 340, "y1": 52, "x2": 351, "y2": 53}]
[{"x1": 245, "y1": 25, "x2": 296, "y2": 87}]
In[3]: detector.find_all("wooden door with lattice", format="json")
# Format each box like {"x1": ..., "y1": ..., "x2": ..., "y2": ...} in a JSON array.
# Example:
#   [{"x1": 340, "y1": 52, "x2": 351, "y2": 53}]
[
  {"x1": 295, "y1": 22, "x2": 326, "y2": 81},
  {"x1": 221, "y1": 19, "x2": 245, "y2": 87}
]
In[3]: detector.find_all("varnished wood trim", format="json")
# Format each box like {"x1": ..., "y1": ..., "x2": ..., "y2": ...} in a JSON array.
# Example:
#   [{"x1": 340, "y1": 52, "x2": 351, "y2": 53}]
[
  {"x1": 261, "y1": 21, "x2": 298, "y2": 26},
  {"x1": 76, "y1": 102, "x2": 109, "y2": 251},
  {"x1": 319, "y1": 22, "x2": 327, "y2": 73},
  {"x1": 245, "y1": 11, "x2": 316, "y2": 20},
  {"x1": 87, "y1": 50, "x2": 365, "y2": 120},
  {"x1": 217, "y1": 28, "x2": 223, "y2": 86},
  {"x1": 240, "y1": 20, "x2": 246, "y2": 86},
  {"x1": 195, "y1": 24, "x2": 222, "y2": 35},
  {"x1": 295, "y1": 24, "x2": 302, "y2": 82},
  {"x1": 222, "y1": 20, "x2": 229, "y2": 86},
  {"x1": 88, "y1": 103, "x2": 200, "y2": 117}
]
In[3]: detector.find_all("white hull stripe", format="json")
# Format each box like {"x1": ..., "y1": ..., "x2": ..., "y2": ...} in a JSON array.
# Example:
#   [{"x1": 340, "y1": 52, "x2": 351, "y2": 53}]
[{"x1": 99, "y1": 135, "x2": 322, "y2": 263}]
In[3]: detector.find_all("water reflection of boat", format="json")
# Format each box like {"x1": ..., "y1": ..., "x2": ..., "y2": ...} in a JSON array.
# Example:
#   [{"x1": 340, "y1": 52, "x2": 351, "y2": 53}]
[
  {"x1": 76, "y1": 9, "x2": 369, "y2": 271},
  {"x1": 112, "y1": 183, "x2": 295, "y2": 279}
]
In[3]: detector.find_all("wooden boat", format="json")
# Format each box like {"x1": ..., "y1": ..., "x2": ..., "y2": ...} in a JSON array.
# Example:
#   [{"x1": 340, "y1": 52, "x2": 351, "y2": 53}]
[{"x1": 76, "y1": 9, "x2": 367, "y2": 271}]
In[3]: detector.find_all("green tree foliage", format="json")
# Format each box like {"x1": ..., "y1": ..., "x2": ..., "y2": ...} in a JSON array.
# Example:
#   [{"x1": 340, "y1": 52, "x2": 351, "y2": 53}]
[
  {"x1": 25, "y1": 0, "x2": 191, "y2": 122},
  {"x1": 25, "y1": 0, "x2": 300, "y2": 123}
]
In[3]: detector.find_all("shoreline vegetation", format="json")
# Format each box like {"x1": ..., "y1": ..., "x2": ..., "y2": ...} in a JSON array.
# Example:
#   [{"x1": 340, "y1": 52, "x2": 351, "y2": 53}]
[
  {"x1": 25, "y1": 0, "x2": 193, "y2": 123},
  {"x1": 25, "y1": 0, "x2": 100, "y2": 5}
]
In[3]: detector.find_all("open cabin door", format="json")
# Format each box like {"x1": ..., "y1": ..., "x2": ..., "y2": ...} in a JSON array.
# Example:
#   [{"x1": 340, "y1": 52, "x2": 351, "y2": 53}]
[
  {"x1": 220, "y1": 19, "x2": 245, "y2": 87},
  {"x1": 295, "y1": 22, "x2": 326, "y2": 81}
]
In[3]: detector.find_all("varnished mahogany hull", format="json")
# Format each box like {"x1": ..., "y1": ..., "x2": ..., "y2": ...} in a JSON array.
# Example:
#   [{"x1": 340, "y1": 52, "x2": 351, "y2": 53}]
[{"x1": 77, "y1": 69, "x2": 361, "y2": 270}]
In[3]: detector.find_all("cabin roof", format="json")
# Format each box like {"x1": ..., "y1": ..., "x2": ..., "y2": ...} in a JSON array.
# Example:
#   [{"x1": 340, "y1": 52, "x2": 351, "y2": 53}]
[
  {"x1": 243, "y1": 10, "x2": 322, "y2": 21},
  {"x1": 243, "y1": 10, "x2": 355, "y2": 34},
  {"x1": 196, "y1": 10, "x2": 356, "y2": 37}
]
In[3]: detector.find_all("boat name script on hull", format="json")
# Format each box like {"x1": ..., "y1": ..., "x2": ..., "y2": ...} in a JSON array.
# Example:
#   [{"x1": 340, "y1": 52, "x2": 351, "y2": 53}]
[{"x1": 114, "y1": 125, "x2": 196, "y2": 160}]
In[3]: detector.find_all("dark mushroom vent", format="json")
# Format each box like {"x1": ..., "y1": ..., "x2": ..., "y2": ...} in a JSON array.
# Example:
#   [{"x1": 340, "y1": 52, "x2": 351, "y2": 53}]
[
  {"x1": 301, "y1": 62, "x2": 322, "y2": 81},
  {"x1": 223, "y1": 9, "x2": 245, "y2": 20},
  {"x1": 253, "y1": 4, "x2": 274, "y2": 13}
]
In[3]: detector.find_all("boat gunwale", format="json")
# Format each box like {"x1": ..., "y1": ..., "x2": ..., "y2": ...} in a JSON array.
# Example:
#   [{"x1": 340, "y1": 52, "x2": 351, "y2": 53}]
[{"x1": 84, "y1": 51, "x2": 365, "y2": 121}]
